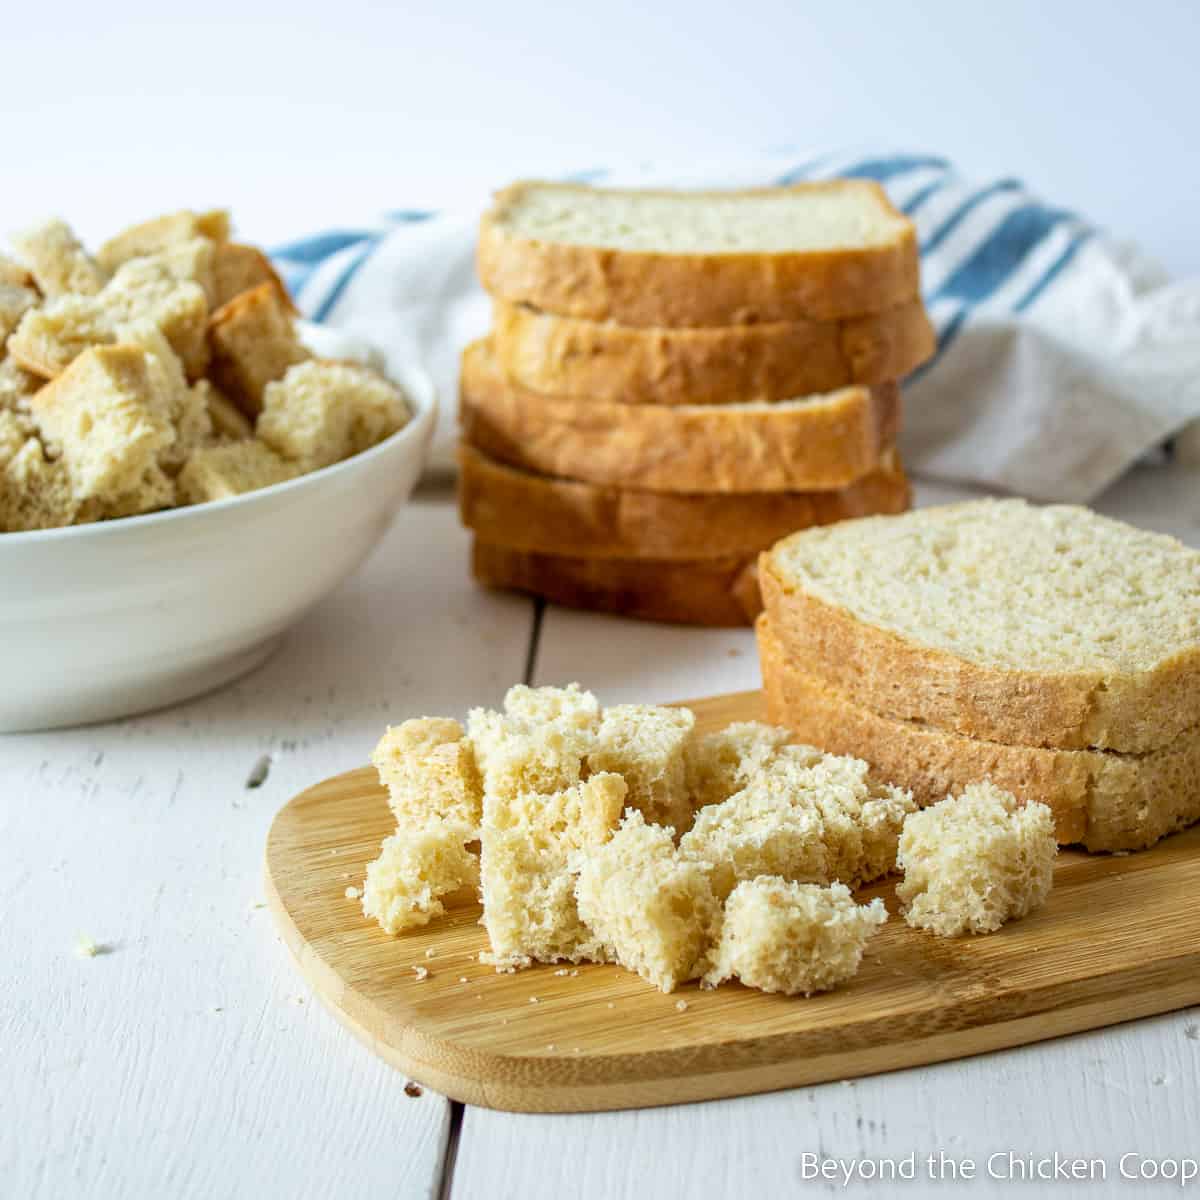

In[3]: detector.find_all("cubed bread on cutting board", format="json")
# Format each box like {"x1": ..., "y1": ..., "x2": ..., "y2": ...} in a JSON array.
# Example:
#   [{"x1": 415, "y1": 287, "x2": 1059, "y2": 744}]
[
  {"x1": 477, "y1": 179, "x2": 920, "y2": 326},
  {"x1": 757, "y1": 614, "x2": 1200, "y2": 852},
  {"x1": 457, "y1": 444, "x2": 911, "y2": 561},
  {"x1": 759, "y1": 499, "x2": 1200, "y2": 754},
  {"x1": 458, "y1": 339, "x2": 901, "y2": 493},
  {"x1": 471, "y1": 540, "x2": 763, "y2": 627},
  {"x1": 490, "y1": 297, "x2": 933, "y2": 406}
]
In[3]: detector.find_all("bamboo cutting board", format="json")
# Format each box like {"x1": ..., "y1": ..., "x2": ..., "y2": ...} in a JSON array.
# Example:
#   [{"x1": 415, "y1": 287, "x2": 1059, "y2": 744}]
[{"x1": 264, "y1": 690, "x2": 1200, "y2": 1114}]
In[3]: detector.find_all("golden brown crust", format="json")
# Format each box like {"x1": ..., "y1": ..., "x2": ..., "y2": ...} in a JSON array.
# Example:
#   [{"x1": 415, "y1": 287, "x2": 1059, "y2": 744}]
[
  {"x1": 491, "y1": 298, "x2": 933, "y2": 406},
  {"x1": 757, "y1": 616, "x2": 1200, "y2": 853},
  {"x1": 460, "y1": 339, "x2": 900, "y2": 492},
  {"x1": 759, "y1": 549, "x2": 1195, "y2": 754},
  {"x1": 477, "y1": 181, "x2": 921, "y2": 326},
  {"x1": 472, "y1": 540, "x2": 761, "y2": 627},
  {"x1": 458, "y1": 444, "x2": 911, "y2": 560},
  {"x1": 210, "y1": 243, "x2": 295, "y2": 312}
]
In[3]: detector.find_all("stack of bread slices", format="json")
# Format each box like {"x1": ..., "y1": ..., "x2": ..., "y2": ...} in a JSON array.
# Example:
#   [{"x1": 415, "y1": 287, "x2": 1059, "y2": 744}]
[
  {"x1": 458, "y1": 180, "x2": 936, "y2": 625},
  {"x1": 758, "y1": 499, "x2": 1200, "y2": 853}
]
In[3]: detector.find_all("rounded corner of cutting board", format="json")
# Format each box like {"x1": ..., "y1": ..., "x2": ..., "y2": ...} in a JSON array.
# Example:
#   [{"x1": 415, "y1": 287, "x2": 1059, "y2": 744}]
[{"x1": 262, "y1": 690, "x2": 1200, "y2": 1114}]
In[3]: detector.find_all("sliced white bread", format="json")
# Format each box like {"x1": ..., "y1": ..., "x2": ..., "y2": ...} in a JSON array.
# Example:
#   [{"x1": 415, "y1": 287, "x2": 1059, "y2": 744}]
[
  {"x1": 760, "y1": 500, "x2": 1200, "y2": 754},
  {"x1": 458, "y1": 443, "x2": 910, "y2": 561},
  {"x1": 757, "y1": 615, "x2": 1200, "y2": 853},
  {"x1": 477, "y1": 180, "x2": 920, "y2": 326},
  {"x1": 459, "y1": 339, "x2": 900, "y2": 493},
  {"x1": 491, "y1": 297, "x2": 933, "y2": 406},
  {"x1": 472, "y1": 540, "x2": 762, "y2": 627}
]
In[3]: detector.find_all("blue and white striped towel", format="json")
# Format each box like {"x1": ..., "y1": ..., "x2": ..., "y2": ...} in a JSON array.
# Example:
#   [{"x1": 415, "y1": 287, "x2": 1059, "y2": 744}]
[{"x1": 272, "y1": 151, "x2": 1200, "y2": 502}]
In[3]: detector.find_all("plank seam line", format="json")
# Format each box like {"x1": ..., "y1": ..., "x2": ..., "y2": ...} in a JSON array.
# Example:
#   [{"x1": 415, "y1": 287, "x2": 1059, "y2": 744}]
[
  {"x1": 439, "y1": 1100, "x2": 465, "y2": 1200},
  {"x1": 523, "y1": 598, "x2": 546, "y2": 686}
]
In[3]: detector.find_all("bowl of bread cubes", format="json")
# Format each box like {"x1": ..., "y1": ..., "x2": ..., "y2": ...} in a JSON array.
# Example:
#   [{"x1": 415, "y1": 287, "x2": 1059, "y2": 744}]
[{"x1": 0, "y1": 209, "x2": 435, "y2": 732}]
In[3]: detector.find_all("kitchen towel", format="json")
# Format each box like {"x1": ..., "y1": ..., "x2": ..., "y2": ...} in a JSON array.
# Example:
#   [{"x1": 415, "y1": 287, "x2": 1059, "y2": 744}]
[{"x1": 271, "y1": 151, "x2": 1200, "y2": 503}]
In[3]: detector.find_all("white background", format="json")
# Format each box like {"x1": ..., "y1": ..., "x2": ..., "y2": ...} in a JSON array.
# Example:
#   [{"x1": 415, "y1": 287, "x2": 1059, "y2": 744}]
[{"x1": 3, "y1": 0, "x2": 1199, "y2": 274}]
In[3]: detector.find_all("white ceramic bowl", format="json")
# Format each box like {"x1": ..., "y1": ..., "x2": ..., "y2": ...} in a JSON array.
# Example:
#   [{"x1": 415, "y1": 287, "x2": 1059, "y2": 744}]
[{"x1": 0, "y1": 363, "x2": 436, "y2": 732}]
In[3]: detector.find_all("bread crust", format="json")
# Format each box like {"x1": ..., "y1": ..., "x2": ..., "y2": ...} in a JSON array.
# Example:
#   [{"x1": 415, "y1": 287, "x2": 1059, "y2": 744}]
[
  {"x1": 458, "y1": 444, "x2": 911, "y2": 561},
  {"x1": 478, "y1": 181, "x2": 921, "y2": 326},
  {"x1": 491, "y1": 299, "x2": 934, "y2": 406},
  {"x1": 757, "y1": 616, "x2": 1200, "y2": 853},
  {"x1": 759, "y1": 545, "x2": 1198, "y2": 754},
  {"x1": 472, "y1": 540, "x2": 761, "y2": 627},
  {"x1": 460, "y1": 341, "x2": 900, "y2": 493}
]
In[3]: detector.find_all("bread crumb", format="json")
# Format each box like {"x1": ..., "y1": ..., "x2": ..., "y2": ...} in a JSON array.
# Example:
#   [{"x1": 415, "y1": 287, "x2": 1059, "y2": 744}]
[
  {"x1": 74, "y1": 936, "x2": 101, "y2": 958},
  {"x1": 1152, "y1": 1074, "x2": 1169, "y2": 1086},
  {"x1": 413, "y1": 965, "x2": 429, "y2": 981},
  {"x1": 546, "y1": 1043, "x2": 556, "y2": 1051},
  {"x1": 424, "y1": 947, "x2": 437, "y2": 958},
  {"x1": 404, "y1": 1081, "x2": 423, "y2": 1098},
  {"x1": 553, "y1": 968, "x2": 569, "y2": 976},
  {"x1": 344, "y1": 886, "x2": 360, "y2": 900},
  {"x1": 293, "y1": 996, "x2": 305, "y2": 1005},
  {"x1": 458, "y1": 976, "x2": 468, "y2": 984},
  {"x1": 529, "y1": 996, "x2": 539, "y2": 1004},
  {"x1": 1185, "y1": 1024, "x2": 1199, "y2": 1041},
  {"x1": 210, "y1": 1006, "x2": 224, "y2": 1014},
  {"x1": 606, "y1": 1002, "x2": 615, "y2": 1009},
  {"x1": 675, "y1": 999, "x2": 688, "y2": 1012}
]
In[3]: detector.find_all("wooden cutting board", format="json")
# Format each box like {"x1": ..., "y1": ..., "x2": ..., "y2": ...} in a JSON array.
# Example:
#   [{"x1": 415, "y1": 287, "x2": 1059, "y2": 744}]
[{"x1": 264, "y1": 689, "x2": 1200, "y2": 1114}]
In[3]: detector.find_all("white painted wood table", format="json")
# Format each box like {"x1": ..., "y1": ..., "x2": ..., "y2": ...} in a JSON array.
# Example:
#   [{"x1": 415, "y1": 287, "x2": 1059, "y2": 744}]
[{"x1": 5, "y1": 468, "x2": 1199, "y2": 1200}]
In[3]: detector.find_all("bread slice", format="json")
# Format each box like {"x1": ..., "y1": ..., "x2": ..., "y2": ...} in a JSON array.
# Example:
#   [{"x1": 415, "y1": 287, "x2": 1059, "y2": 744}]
[
  {"x1": 458, "y1": 443, "x2": 911, "y2": 561},
  {"x1": 472, "y1": 539, "x2": 762, "y2": 627},
  {"x1": 477, "y1": 180, "x2": 920, "y2": 326},
  {"x1": 757, "y1": 614, "x2": 1200, "y2": 852},
  {"x1": 491, "y1": 297, "x2": 933, "y2": 406},
  {"x1": 459, "y1": 339, "x2": 900, "y2": 492},
  {"x1": 760, "y1": 499, "x2": 1200, "y2": 754}
]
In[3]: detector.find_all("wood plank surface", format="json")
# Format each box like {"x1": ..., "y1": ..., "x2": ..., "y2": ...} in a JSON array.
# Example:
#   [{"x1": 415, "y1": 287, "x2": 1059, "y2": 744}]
[{"x1": 265, "y1": 686, "x2": 1200, "y2": 1116}]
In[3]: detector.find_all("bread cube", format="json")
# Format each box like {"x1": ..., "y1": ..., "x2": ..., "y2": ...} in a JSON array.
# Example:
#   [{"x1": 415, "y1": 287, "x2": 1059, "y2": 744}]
[
  {"x1": 681, "y1": 784, "x2": 829, "y2": 901},
  {"x1": 897, "y1": 782, "x2": 1056, "y2": 937},
  {"x1": 484, "y1": 772, "x2": 626, "y2": 849},
  {"x1": 0, "y1": 438, "x2": 79, "y2": 531},
  {"x1": 177, "y1": 439, "x2": 296, "y2": 503},
  {"x1": 467, "y1": 683, "x2": 601, "y2": 800},
  {"x1": 479, "y1": 826, "x2": 608, "y2": 969},
  {"x1": 79, "y1": 463, "x2": 176, "y2": 522},
  {"x1": 703, "y1": 878, "x2": 887, "y2": 995},
  {"x1": 589, "y1": 703, "x2": 695, "y2": 832},
  {"x1": 479, "y1": 772, "x2": 625, "y2": 969},
  {"x1": 30, "y1": 345, "x2": 174, "y2": 504},
  {"x1": 0, "y1": 410, "x2": 31, "y2": 467},
  {"x1": 103, "y1": 257, "x2": 210, "y2": 379},
  {"x1": 97, "y1": 209, "x2": 230, "y2": 273},
  {"x1": 257, "y1": 360, "x2": 411, "y2": 468},
  {"x1": 361, "y1": 819, "x2": 479, "y2": 935},
  {"x1": 211, "y1": 242, "x2": 291, "y2": 310},
  {"x1": 371, "y1": 717, "x2": 483, "y2": 836},
  {"x1": 0, "y1": 357, "x2": 38, "y2": 413},
  {"x1": 11, "y1": 218, "x2": 106, "y2": 296},
  {"x1": 8, "y1": 296, "x2": 115, "y2": 377},
  {"x1": 153, "y1": 237, "x2": 217, "y2": 305},
  {"x1": 207, "y1": 283, "x2": 309, "y2": 416},
  {"x1": 685, "y1": 720, "x2": 793, "y2": 810},
  {"x1": 574, "y1": 810, "x2": 720, "y2": 992},
  {"x1": 200, "y1": 379, "x2": 253, "y2": 440},
  {"x1": 680, "y1": 744, "x2": 914, "y2": 898},
  {"x1": 502, "y1": 682, "x2": 601, "y2": 731},
  {"x1": 0, "y1": 281, "x2": 39, "y2": 344}
]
